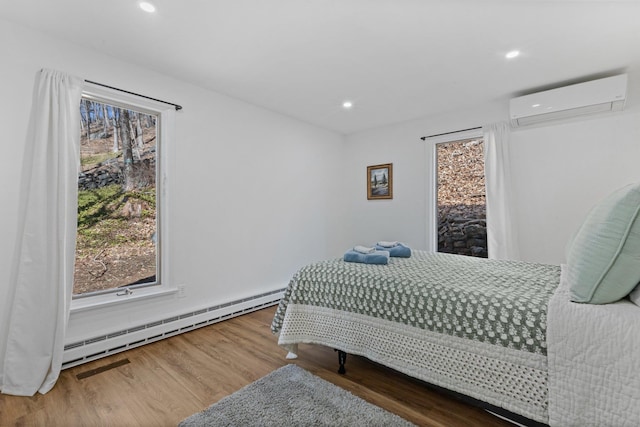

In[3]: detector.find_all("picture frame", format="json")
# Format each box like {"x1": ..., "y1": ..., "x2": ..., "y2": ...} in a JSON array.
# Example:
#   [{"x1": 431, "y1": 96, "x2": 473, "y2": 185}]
[{"x1": 367, "y1": 163, "x2": 393, "y2": 200}]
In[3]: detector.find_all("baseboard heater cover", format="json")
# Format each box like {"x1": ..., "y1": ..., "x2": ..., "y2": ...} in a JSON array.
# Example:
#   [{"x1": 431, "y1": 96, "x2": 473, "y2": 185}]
[{"x1": 62, "y1": 288, "x2": 285, "y2": 369}]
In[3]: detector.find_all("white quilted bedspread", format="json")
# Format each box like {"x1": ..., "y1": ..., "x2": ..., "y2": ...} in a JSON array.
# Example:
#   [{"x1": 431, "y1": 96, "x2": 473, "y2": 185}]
[{"x1": 547, "y1": 265, "x2": 640, "y2": 426}]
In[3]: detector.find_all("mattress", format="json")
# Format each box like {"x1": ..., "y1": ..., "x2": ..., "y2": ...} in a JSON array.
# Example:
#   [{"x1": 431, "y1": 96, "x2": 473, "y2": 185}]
[{"x1": 547, "y1": 265, "x2": 640, "y2": 426}]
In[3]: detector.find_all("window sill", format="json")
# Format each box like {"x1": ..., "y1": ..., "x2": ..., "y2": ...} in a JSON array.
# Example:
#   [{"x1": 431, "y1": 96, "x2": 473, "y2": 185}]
[{"x1": 70, "y1": 287, "x2": 179, "y2": 314}]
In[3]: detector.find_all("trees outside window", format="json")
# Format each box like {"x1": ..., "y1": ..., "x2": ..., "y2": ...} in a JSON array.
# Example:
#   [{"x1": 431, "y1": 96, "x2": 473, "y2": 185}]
[{"x1": 74, "y1": 98, "x2": 159, "y2": 296}]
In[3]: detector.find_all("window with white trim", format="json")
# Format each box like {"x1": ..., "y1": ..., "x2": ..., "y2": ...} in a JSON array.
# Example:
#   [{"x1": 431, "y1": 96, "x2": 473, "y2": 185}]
[
  {"x1": 436, "y1": 137, "x2": 487, "y2": 257},
  {"x1": 73, "y1": 88, "x2": 169, "y2": 298}
]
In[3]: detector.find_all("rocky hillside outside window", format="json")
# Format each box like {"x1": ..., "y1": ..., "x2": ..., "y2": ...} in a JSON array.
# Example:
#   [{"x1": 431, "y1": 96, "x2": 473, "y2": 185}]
[{"x1": 436, "y1": 138, "x2": 488, "y2": 258}]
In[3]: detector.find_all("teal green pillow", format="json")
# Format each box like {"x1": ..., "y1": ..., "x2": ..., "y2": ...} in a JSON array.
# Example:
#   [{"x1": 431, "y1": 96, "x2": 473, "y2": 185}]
[{"x1": 567, "y1": 182, "x2": 640, "y2": 304}]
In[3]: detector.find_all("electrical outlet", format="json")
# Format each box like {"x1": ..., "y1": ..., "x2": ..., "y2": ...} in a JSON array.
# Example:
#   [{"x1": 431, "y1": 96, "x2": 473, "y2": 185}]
[{"x1": 177, "y1": 284, "x2": 186, "y2": 298}]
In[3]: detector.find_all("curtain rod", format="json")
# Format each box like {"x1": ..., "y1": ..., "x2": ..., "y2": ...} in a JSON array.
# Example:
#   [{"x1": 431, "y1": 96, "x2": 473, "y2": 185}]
[
  {"x1": 420, "y1": 126, "x2": 481, "y2": 140},
  {"x1": 85, "y1": 79, "x2": 183, "y2": 111}
]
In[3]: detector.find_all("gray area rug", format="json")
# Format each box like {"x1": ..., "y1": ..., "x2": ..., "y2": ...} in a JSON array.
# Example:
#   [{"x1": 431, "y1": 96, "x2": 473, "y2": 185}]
[{"x1": 179, "y1": 364, "x2": 415, "y2": 426}]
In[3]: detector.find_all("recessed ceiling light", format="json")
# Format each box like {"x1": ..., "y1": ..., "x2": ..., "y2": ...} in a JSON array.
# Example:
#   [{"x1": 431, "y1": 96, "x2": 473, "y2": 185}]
[
  {"x1": 139, "y1": 2, "x2": 156, "y2": 13},
  {"x1": 342, "y1": 101, "x2": 353, "y2": 109},
  {"x1": 532, "y1": 103, "x2": 541, "y2": 108},
  {"x1": 505, "y1": 50, "x2": 520, "y2": 59}
]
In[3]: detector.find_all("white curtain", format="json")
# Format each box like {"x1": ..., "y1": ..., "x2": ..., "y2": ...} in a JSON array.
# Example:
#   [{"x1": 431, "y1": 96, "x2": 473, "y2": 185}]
[
  {"x1": 483, "y1": 122, "x2": 520, "y2": 260},
  {"x1": 1, "y1": 69, "x2": 83, "y2": 396}
]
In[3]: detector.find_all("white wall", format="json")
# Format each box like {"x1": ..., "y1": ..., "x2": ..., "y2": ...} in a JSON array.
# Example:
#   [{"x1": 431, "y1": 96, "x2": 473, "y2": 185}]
[
  {"x1": 510, "y1": 104, "x2": 640, "y2": 263},
  {"x1": 343, "y1": 103, "x2": 506, "y2": 252},
  {"x1": 342, "y1": 122, "x2": 429, "y2": 250},
  {"x1": 0, "y1": 18, "x2": 347, "y2": 346},
  {"x1": 344, "y1": 72, "x2": 640, "y2": 265}
]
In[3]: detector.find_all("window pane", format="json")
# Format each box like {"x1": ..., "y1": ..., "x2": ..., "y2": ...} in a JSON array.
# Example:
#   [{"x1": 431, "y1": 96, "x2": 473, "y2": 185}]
[
  {"x1": 74, "y1": 99, "x2": 159, "y2": 296},
  {"x1": 436, "y1": 138, "x2": 487, "y2": 258}
]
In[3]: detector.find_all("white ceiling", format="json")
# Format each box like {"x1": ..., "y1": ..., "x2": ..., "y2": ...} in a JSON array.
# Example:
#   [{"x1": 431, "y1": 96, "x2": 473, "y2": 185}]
[{"x1": 1, "y1": 0, "x2": 639, "y2": 134}]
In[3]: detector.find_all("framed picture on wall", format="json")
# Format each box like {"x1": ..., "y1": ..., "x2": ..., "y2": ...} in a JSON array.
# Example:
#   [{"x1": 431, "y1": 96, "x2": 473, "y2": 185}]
[{"x1": 367, "y1": 163, "x2": 393, "y2": 200}]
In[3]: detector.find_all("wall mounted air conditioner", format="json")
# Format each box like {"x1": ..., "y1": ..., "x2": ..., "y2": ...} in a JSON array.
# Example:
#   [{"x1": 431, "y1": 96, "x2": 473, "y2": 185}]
[{"x1": 509, "y1": 74, "x2": 627, "y2": 127}]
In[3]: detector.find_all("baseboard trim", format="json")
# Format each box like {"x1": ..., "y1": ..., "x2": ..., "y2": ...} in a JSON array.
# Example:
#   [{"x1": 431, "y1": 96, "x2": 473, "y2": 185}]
[{"x1": 62, "y1": 288, "x2": 285, "y2": 369}]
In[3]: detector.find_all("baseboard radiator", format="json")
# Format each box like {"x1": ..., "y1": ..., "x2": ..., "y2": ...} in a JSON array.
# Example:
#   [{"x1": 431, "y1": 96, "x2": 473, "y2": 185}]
[{"x1": 62, "y1": 288, "x2": 285, "y2": 369}]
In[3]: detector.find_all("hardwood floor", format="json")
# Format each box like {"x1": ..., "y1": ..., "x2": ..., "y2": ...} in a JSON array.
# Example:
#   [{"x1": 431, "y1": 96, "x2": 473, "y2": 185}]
[{"x1": 0, "y1": 307, "x2": 513, "y2": 426}]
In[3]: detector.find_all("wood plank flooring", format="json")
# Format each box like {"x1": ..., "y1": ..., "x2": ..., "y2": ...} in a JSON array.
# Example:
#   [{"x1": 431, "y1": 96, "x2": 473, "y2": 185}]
[{"x1": 0, "y1": 307, "x2": 512, "y2": 426}]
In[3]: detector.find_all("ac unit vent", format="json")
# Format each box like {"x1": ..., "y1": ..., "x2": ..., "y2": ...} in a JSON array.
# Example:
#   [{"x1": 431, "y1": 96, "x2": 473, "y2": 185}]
[{"x1": 510, "y1": 74, "x2": 627, "y2": 127}]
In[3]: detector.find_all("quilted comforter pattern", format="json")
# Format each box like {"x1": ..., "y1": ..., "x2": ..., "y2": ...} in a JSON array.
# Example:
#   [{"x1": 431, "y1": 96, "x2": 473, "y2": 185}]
[
  {"x1": 272, "y1": 251, "x2": 562, "y2": 423},
  {"x1": 272, "y1": 251, "x2": 560, "y2": 354}
]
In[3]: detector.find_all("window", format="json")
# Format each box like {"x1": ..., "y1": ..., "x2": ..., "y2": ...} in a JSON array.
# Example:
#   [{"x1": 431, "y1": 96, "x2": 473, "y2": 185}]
[
  {"x1": 436, "y1": 138, "x2": 487, "y2": 258},
  {"x1": 73, "y1": 88, "x2": 168, "y2": 298}
]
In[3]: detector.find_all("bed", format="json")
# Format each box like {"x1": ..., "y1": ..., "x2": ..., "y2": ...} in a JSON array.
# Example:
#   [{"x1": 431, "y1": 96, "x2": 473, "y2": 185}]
[{"x1": 271, "y1": 183, "x2": 640, "y2": 427}]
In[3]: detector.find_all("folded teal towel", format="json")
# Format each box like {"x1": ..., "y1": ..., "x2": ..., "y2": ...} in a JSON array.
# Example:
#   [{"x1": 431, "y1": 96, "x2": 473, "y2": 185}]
[
  {"x1": 343, "y1": 250, "x2": 390, "y2": 265},
  {"x1": 375, "y1": 242, "x2": 411, "y2": 257},
  {"x1": 353, "y1": 245, "x2": 375, "y2": 254},
  {"x1": 377, "y1": 241, "x2": 399, "y2": 248}
]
